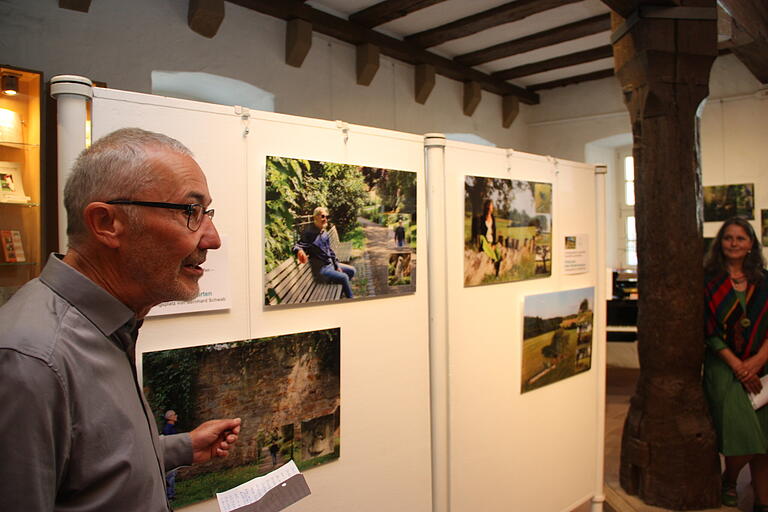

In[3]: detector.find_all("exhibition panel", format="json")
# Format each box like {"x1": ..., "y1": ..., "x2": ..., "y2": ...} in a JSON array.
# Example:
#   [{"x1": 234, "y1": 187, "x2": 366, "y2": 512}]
[
  {"x1": 87, "y1": 91, "x2": 433, "y2": 512},
  {"x1": 438, "y1": 141, "x2": 603, "y2": 512},
  {"x1": 244, "y1": 111, "x2": 432, "y2": 512},
  {"x1": 58, "y1": 83, "x2": 604, "y2": 512}
]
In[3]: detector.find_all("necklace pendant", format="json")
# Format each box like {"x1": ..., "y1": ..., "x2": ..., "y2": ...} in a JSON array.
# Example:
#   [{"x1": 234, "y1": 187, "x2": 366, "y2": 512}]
[{"x1": 741, "y1": 318, "x2": 752, "y2": 328}]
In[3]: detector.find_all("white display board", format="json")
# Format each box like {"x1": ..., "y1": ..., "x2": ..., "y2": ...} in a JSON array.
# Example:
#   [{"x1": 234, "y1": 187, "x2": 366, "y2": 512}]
[
  {"x1": 436, "y1": 141, "x2": 602, "y2": 512},
  {"x1": 86, "y1": 87, "x2": 604, "y2": 512},
  {"x1": 91, "y1": 89, "x2": 432, "y2": 512}
]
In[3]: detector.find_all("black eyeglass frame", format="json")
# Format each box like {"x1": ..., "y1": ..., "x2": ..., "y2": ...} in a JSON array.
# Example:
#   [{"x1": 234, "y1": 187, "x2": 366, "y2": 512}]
[{"x1": 105, "y1": 200, "x2": 214, "y2": 232}]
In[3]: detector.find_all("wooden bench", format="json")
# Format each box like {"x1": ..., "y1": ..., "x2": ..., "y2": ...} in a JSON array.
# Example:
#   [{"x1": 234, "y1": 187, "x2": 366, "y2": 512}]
[
  {"x1": 327, "y1": 225, "x2": 353, "y2": 262},
  {"x1": 263, "y1": 225, "x2": 351, "y2": 306}
]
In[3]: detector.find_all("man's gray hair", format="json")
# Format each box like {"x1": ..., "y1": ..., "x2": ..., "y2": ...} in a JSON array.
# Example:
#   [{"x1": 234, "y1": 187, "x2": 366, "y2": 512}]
[
  {"x1": 64, "y1": 127, "x2": 193, "y2": 247},
  {"x1": 164, "y1": 410, "x2": 177, "y2": 420},
  {"x1": 313, "y1": 206, "x2": 328, "y2": 217}
]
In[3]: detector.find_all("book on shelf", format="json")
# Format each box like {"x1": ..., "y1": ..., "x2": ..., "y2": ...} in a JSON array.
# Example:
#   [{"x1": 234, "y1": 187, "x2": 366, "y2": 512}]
[
  {"x1": 0, "y1": 162, "x2": 30, "y2": 203},
  {"x1": 1, "y1": 230, "x2": 25, "y2": 263}
]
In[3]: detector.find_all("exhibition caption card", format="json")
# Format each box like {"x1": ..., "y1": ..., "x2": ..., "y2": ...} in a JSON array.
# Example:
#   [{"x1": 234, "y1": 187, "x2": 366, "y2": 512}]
[{"x1": 216, "y1": 460, "x2": 310, "y2": 512}]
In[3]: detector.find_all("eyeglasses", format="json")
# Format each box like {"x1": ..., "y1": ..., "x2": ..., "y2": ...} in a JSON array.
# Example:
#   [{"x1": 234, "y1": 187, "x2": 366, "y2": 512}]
[
  {"x1": 318, "y1": 214, "x2": 329, "y2": 219},
  {"x1": 105, "y1": 200, "x2": 215, "y2": 232}
]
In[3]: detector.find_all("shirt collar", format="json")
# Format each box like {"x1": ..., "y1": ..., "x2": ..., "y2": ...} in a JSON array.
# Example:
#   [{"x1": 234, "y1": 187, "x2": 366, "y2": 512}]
[{"x1": 39, "y1": 253, "x2": 136, "y2": 338}]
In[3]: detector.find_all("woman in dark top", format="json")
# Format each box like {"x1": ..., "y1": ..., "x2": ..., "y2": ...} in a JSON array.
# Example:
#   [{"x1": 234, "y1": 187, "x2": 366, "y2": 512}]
[{"x1": 471, "y1": 199, "x2": 501, "y2": 275}]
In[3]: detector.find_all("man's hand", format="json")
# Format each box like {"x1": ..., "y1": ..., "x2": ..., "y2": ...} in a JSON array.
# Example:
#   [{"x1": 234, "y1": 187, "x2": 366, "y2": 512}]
[
  {"x1": 296, "y1": 249, "x2": 308, "y2": 264},
  {"x1": 190, "y1": 418, "x2": 241, "y2": 464}
]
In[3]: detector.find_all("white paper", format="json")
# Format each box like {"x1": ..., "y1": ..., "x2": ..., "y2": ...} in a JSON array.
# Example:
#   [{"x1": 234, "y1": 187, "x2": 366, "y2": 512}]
[
  {"x1": 748, "y1": 375, "x2": 768, "y2": 410},
  {"x1": 563, "y1": 234, "x2": 589, "y2": 275},
  {"x1": 147, "y1": 237, "x2": 231, "y2": 317},
  {"x1": 216, "y1": 460, "x2": 301, "y2": 512}
]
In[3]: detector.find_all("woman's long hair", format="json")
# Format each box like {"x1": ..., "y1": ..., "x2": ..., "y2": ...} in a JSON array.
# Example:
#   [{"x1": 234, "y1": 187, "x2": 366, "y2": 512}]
[
  {"x1": 704, "y1": 216, "x2": 765, "y2": 282},
  {"x1": 481, "y1": 199, "x2": 493, "y2": 218}
]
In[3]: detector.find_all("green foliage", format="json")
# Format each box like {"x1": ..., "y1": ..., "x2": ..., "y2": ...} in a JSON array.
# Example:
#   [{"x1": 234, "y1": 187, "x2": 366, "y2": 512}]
[
  {"x1": 363, "y1": 168, "x2": 417, "y2": 213},
  {"x1": 406, "y1": 224, "x2": 417, "y2": 247},
  {"x1": 143, "y1": 348, "x2": 203, "y2": 431},
  {"x1": 344, "y1": 225, "x2": 366, "y2": 250},
  {"x1": 173, "y1": 461, "x2": 268, "y2": 508},
  {"x1": 265, "y1": 157, "x2": 306, "y2": 272},
  {"x1": 265, "y1": 157, "x2": 369, "y2": 272}
]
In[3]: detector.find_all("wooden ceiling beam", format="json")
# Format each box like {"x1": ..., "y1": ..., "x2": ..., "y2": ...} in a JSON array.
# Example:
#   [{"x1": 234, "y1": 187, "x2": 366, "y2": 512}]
[
  {"x1": 414, "y1": 63, "x2": 436, "y2": 104},
  {"x1": 349, "y1": 0, "x2": 448, "y2": 29},
  {"x1": 455, "y1": 14, "x2": 611, "y2": 67},
  {"x1": 188, "y1": 0, "x2": 225, "y2": 38},
  {"x1": 719, "y1": 0, "x2": 768, "y2": 83},
  {"x1": 502, "y1": 95, "x2": 519, "y2": 127},
  {"x1": 228, "y1": 0, "x2": 539, "y2": 104},
  {"x1": 59, "y1": 0, "x2": 91, "y2": 12},
  {"x1": 463, "y1": 81, "x2": 481, "y2": 116},
  {"x1": 356, "y1": 43, "x2": 380, "y2": 85},
  {"x1": 286, "y1": 18, "x2": 312, "y2": 67},
  {"x1": 405, "y1": 0, "x2": 582, "y2": 49},
  {"x1": 493, "y1": 45, "x2": 613, "y2": 80},
  {"x1": 718, "y1": 0, "x2": 768, "y2": 43},
  {"x1": 527, "y1": 68, "x2": 615, "y2": 91}
]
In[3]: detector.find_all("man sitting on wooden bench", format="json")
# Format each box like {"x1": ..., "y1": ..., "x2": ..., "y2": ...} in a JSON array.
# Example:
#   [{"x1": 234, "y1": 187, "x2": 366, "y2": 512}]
[{"x1": 294, "y1": 207, "x2": 357, "y2": 298}]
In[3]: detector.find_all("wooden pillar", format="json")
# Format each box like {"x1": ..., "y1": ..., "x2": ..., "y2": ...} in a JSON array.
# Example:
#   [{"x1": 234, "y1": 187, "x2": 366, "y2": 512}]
[
  {"x1": 611, "y1": 2, "x2": 720, "y2": 508},
  {"x1": 286, "y1": 18, "x2": 312, "y2": 68},
  {"x1": 356, "y1": 43, "x2": 380, "y2": 86},
  {"x1": 188, "y1": 0, "x2": 225, "y2": 39},
  {"x1": 415, "y1": 64, "x2": 435, "y2": 104}
]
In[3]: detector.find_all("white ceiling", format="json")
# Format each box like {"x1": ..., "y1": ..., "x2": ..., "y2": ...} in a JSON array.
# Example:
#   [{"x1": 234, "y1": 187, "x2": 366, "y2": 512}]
[{"x1": 307, "y1": 0, "x2": 612, "y2": 88}]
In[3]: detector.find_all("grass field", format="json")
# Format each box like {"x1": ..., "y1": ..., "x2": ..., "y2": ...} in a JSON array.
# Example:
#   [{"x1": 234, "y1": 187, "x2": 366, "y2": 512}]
[
  {"x1": 174, "y1": 443, "x2": 340, "y2": 508},
  {"x1": 464, "y1": 215, "x2": 541, "y2": 244},
  {"x1": 521, "y1": 328, "x2": 581, "y2": 393}
]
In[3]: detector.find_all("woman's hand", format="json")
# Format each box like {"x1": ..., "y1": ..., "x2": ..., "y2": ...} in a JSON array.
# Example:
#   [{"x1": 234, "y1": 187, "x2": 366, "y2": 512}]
[
  {"x1": 743, "y1": 352, "x2": 768, "y2": 377},
  {"x1": 732, "y1": 361, "x2": 763, "y2": 394}
]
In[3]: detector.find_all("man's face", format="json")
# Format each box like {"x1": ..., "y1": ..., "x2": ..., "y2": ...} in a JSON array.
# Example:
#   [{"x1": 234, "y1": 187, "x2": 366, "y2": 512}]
[
  {"x1": 120, "y1": 148, "x2": 221, "y2": 310},
  {"x1": 313, "y1": 210, "x2": 329, "y2": 230}
]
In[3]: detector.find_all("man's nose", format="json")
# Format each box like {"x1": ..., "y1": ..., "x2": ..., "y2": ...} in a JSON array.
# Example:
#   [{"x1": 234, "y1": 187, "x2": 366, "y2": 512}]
[{"x1": 199, "y1": 216, "x2": 222, "y2": 250}]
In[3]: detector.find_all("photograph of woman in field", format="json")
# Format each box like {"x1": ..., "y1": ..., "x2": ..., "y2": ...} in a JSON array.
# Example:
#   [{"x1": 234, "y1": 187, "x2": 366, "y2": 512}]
[
  {"x1": 464, "y1": 175, "x2": 552, "y2": 286},
  {"x1": 265, "y1": 156, "x2": 417, "y2": 306},
  {"x1": 521, "y1": 287, "x2": 594, "y2": 393}
]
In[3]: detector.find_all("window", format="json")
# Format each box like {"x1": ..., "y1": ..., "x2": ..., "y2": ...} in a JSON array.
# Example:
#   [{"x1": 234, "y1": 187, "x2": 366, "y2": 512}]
[{"x1": 618, "y1": 150, "x2": 636, "y2": 267}]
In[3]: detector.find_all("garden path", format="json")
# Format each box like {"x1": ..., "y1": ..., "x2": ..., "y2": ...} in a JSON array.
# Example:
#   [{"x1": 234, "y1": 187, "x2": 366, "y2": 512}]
[{"x1": 358, "y1": 217, "x2": 416, "y2": 296}]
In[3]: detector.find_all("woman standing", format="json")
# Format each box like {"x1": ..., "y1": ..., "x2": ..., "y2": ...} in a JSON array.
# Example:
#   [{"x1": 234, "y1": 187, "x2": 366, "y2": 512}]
[
  {"x1": 704, "y1": 217, "x2": 768, "y2": 510},
  {"x1": 471, "y1": 199, "x2": 502, "y2": 275}
]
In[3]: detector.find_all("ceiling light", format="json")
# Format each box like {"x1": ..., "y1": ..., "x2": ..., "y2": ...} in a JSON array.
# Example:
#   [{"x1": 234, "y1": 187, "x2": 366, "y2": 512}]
[{"x1": 2, "y1": 74, "x2": 19, "y2": 96}]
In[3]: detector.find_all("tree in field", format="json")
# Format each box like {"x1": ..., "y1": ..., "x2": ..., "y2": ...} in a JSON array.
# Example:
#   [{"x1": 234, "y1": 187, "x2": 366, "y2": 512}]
[{"x1": 541, "y1": 329, "x2": 568, "y2": 364}]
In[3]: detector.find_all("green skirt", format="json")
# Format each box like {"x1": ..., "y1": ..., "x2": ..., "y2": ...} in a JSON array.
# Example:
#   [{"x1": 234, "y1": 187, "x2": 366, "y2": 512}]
[{"x1": 704, "y1": 349, "x2": 768, "y2": 456}]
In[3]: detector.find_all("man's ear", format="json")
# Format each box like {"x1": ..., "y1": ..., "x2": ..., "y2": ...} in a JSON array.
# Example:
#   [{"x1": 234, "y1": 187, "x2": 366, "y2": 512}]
[{"x1": 82, "y1": 202, "x2": 126, "y2": 249}]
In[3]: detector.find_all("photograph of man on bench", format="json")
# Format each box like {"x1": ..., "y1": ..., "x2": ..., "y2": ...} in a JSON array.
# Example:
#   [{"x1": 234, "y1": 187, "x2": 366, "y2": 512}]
[{"x1": 265, "y1": 156, "x2": 417, "y2": 307}]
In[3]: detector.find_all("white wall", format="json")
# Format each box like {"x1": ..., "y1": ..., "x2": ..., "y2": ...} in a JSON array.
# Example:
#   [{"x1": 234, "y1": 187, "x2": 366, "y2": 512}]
[
  {"x1": 0, "y1": 0, "x2": 527, "y2": 148},
  {"x1": 524, "y1": 55, "x2": 767, "y2": 368}
]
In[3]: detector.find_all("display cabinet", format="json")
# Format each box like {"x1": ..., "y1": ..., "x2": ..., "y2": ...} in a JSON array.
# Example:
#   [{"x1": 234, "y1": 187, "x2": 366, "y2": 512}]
[{"x1": 0, "y1": 65, "x2": 43, "y2": 306}]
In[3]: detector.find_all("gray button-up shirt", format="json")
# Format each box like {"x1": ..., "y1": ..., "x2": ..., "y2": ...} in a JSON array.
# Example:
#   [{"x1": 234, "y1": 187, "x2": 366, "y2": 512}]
[{"x1": 0, "y1": 254, "x2": 192, "y2": 511}]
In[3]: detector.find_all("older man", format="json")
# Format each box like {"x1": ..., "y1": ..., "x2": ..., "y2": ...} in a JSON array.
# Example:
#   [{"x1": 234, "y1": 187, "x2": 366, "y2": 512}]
[
  {"x1": 294, "y1": 206, "x2": 356, "y2": 298},
  {"x1": 0, "y1": 128, "x2": 241, "y2": 511}
]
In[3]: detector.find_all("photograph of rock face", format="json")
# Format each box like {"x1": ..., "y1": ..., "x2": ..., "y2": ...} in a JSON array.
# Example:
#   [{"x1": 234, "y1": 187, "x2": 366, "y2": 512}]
[
  {"x1": 464, "y1": 175, "x2": 552, "y2": 286},
  {"x1": 521, "y1": 288, "x2": 594, "y2": 394},
  {"x1": 142, "y1": 328, "x2": 340, "y2": 508},
  {"x1": 703, "y1": 183, "x2": 755, "y2": 221},
  {"x1": 265, "y1": 156, "x2": 417, "y2": 307}
]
